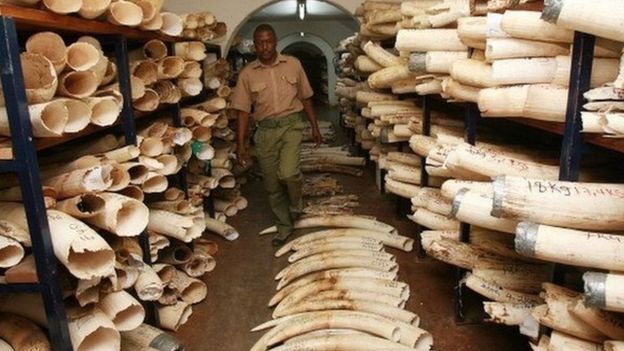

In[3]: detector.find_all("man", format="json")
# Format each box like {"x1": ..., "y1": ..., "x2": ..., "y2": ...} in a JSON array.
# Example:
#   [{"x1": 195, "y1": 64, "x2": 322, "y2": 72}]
[{"x1": 230, "y1": 24, "x2": 322, "y2": 246}]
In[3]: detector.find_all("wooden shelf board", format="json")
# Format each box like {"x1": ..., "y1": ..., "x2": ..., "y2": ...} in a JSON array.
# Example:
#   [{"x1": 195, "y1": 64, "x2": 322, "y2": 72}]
[
  {"x1": 508, "y1": 117, "x2": 624, "y2": 153},
  {"x1": 0, "y1": 4, "x2": 180, "y2": 42}
]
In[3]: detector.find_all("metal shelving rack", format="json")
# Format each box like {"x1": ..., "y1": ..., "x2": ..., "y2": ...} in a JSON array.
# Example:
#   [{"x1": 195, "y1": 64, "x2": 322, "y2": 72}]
[
  {"x1": 411, "y1": 31, "x2": 603, "y2": 325},
  {"x1": 0, "y1": 17, "x2": 72, "y2": 351},
  {"x1": 0, "y1": 5, "x2": 222, "y2": 349}
]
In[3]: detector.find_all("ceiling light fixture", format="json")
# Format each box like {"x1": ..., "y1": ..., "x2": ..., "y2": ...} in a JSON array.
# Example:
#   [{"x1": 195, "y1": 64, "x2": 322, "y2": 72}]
[
  {"x1": 300, "y1": 32, "x2": 305, "y2": 37},
  {"x1": 297, "y1": 0, "x2": 306, "y2": 20}
]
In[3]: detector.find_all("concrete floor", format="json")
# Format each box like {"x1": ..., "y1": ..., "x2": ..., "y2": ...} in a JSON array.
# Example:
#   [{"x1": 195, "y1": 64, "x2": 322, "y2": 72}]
[{"x1": 174, "y1": 105, "x2": 530, "y2": 350}]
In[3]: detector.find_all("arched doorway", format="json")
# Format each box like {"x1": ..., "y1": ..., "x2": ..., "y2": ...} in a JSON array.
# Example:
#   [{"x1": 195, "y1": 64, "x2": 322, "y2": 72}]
[
  {"x1": 282, "y1": 41, "x2": 327, "y2": 106},
  {"x1": 223, "y1": 0, "x2": 361, "y2": 53},
  {"x1": 278, "y1": 33, "x2": 337, "y2": 106}
]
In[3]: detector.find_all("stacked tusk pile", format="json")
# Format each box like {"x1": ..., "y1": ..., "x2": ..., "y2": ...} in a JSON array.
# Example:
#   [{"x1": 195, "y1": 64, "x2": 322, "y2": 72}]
[
  {"x1": 0, "y1": 119, "x2": 207, "y2": 347},
  {"x1": 578, "y1": 51, "x2": 624, "y2": 137},
  {"x1": 0, "y1": 33, "x2": 122, "y2": 142},
  {"x1": 129, "y1": 39, "x2": 210, "y2": 114},
  {"x1": 179, "y1": 11, "x2": 227, "y2": 43},
  {"x1": 4, "y1": 0, "x2": 210, "y2": 38},
  {"x1": 252, "y1": 215, "x2": 433, "y2": 350},
  {"x1": 337, "y1": 4, "x2": 624, "y2": 348}
]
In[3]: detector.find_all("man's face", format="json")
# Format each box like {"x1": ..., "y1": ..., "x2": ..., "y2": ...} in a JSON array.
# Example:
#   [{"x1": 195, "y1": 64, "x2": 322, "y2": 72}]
[{"x1": 254, "y1": 30, "x2": 277, "y2": 62}]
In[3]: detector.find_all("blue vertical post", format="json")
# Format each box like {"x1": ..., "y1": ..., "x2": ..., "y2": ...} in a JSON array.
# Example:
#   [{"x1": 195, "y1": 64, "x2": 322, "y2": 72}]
[
  {"x1": 414, "y1": 95, "x2": 432, "y2": 258},
  {"x1": 420, "y1": 95, "x2": 431, "y2": 188},
  {"x1": 559, "y1": 32, "x2": 595, "y2": 182},
  {"x1": 168, "y1": 41, "x2": 190, "y2": 198},
  {"x1": 114, "y1": 35, "x2": 137, "y2": 145},
  {"x1": 0, "y1": 17, "x2": 72, "y2": 351},
  {"x1": 114, "y1": 34, "x2": 158, "y2": 324},
  {"x1": 455, "y1": 102, "x2": 480, "y2": 323},
  {"x1": 554, "y1": 32, "x2": 595, "y2": 286}
]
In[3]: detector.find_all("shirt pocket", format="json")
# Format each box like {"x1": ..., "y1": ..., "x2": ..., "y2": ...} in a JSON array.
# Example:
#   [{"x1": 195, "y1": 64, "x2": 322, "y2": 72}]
[
  {"x1": 250, "y1": 82, "x2": 267, "y2": 106},
  {"x1": 283, "y1": 75, "x2": 299, "y2": 101}
]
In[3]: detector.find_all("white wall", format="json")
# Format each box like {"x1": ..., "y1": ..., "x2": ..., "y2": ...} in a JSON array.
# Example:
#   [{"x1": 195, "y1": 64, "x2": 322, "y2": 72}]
[
  {"x1": 238, "y1": 19, "x2": 357, "y2": 48},
  {"x1": 163, "y1": 0, "x2": 363, "y2": 52}
]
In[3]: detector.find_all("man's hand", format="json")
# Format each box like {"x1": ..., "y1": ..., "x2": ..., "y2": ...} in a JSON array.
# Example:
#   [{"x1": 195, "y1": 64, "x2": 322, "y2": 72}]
[
  {"x1": 311, "y1": 127, "x2": 323, "y2": 148},
  {"x1": 237, "y1": 146, "x2": 249, "y2": 167}
]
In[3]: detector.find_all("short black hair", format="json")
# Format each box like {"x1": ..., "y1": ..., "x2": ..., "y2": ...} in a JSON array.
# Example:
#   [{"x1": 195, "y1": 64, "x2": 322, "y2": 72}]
[{"x1": 253, "y1": 23, "x2": 276, "y2": 41}]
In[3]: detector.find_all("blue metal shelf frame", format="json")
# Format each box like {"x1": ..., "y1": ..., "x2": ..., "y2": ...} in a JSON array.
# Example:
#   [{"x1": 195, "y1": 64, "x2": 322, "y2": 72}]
[
  {"x1": 0, "y1": 16, "x2": 72, "y2": 351},
  {"x1": 412, "y1": 94, "x2": 433, "y2": 259},
  {"x1": 454, "y1": 102, "x2": 484, "y2": 324},
  {"x1": 553, "y1": 32, "x2": 596, "y2": 287}
]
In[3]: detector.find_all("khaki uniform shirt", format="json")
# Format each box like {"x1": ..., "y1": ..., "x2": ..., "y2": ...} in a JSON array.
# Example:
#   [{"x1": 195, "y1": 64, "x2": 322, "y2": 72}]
[{"x1": 230, "y1": 54, "x2": 314, "y2": 121}]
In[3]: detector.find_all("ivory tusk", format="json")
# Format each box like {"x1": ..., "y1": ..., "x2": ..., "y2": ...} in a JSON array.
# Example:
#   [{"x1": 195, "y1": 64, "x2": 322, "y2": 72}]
[
  {"x1": 25, "y1": 31, "x2": 67, "y2": 74},
  {"x1": 396, "y1": 28, "x2": 467, "y2": 52},
  {"x1": 547, "y1": 330, "x2": 603, "y2": 351},
  {"x1": 492, "y1": 175, "x2": 624, "y2": 231},
  {"x1": 134, "y1": 263, "x2": 164, "y2": 301},
  {"x1": 287, "y1": 239, "x2": 384, "y2": 263},
  {"x1": 584, "y1": 272, "x2": 624, "y2": 313},
  {"x1": 259, "y1": 216, "x2": 397, "y2": 235},
  {"x1": 274, "y1": 228, "x2": 412, "y2": 257},
  {"x1": 536, "y1": 283, "x2": 607, "y2": 343},
  {"x1": 204, "y1": 217, "x2": 239, "y2": 241},
  {"x1": 275, "y1": 266, "x2": 397, "y2": 295},
  {"x1": 483, "y1": 302, "x2": 534, "y2": 326},
  {"x1": 516, "y1": 222, "x2": 624, "y2": 271},
  {"x1": 570, "y1": 297, "x2": 624, "y2": 340},
  {"x1": 121, "y1": 323, "x2": 183, "y2": 351},
  {"x1": 273, "y1": 276, "x2": 409, "y2": 311},
  {"x1": 82, "y1": 192, "x2": 149, "y2": 237},
  {"x1": 67, "y1": 306, "x2": 120, "y2": 351},
  {"x1": 0, "y1": 313, "x2": 50, "y2": 350},
  {"x1": 274, "y1": 298, "x2": 419, "y2": 326},
  {"x1": 451, "y1": 189, "x2": 518, "y2": 234},
  {"x1": 55, "y1": 192, "x2": 105, "y2": 218},
  {"x1": 277, "y1": 255, "x2": 399, "y2": 289},
  {"x1": 98, "y1": 290, "x2": 145, "y2": 331},
  {"x1": 465, "y1": 273, "x2": 543, "y2": 305},
  {"x1": 259, "y1": 333, "x2": 416, "y2": 351},
  {"x1": 251, "y1": 311, "x2": 401, "y2": 350},
  {"x1": 158, "y1": 301, "x2": 192, "y2": 331},
  {"x1": 276, "y1": 250, "x2": 396, "y2": 280},
  {"x1": 0, "y1": 204, "x2": 114, "y2": 279}
]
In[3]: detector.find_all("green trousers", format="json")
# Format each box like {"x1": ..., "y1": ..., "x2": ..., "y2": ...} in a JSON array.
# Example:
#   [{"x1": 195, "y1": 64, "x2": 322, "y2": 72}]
[{"x1": 254, "y1": 112, "x2": 306, "y2": 236}]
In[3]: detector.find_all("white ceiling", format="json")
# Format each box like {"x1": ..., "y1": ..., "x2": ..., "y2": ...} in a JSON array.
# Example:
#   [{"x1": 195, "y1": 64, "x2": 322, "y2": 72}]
[{"x1": 253, "y1": 0, "x2": 351, "y2": 20}]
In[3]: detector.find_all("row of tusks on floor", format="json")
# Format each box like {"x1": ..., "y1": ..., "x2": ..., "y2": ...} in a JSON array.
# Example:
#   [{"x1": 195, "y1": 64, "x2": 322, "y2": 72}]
[
  {"x1": 300, "y1": 144, "x2": 366, "y2": 177},
  {"x1": 250, "y1": 215, "x2": 433, "y2": 350}
]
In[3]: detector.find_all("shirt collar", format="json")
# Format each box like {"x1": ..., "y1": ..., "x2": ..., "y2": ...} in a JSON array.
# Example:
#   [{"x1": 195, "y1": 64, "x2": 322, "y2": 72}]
[{"x1": 252, "y1": 54, "x2": 288, "y2": 69}]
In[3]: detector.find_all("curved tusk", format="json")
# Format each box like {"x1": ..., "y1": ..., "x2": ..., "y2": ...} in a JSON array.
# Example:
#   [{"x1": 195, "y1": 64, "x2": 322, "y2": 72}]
[
  {"x1": 274, "y1": 298, "x2": 420, "y2": 326},
  {"x1": 273, "y1": 277, "x2": 409, "y2": 314},
  {"x1": 270, "y1": 333, "x2": 416, "y2": 351},
  {"x1": 275, "y1": 252, "x2": 397, "y2": 285},
  {"x1": 259, "y1": 215, "x2": 397, "y2": 235},
  {"x1": 257, "y1": 310, "x2": 401, "y2": 348},
  {"x1": 275, "y1": 266, "x2": 397, "y2": 293},
  {"x1": 289, "y1": 237, "x2": 383, "y2": 259},
  {"x1": 274, "y1": 228, "x2": 413, "y2": 257},
  {"x1": 307, "y1": 289, "x2": 407, "y2": 309},
  {"x1": 451, "y1": 188, "x2": 518, "y2": 234},
  {"x1": 492, "y1": 175, "x2": 624, "y2": 231},
  {"x1": 276, "y1": 248, "x2": 396, "y2": 279}
]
